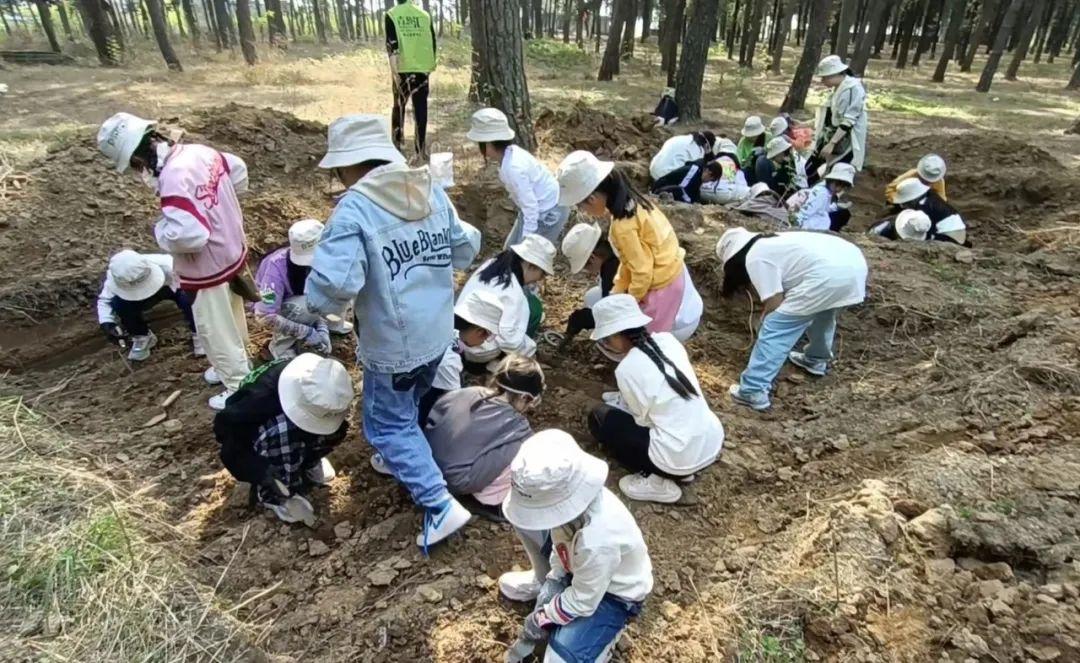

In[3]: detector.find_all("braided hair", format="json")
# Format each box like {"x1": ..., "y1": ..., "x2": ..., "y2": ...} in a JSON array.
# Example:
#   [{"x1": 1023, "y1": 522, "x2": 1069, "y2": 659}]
[{"x1": 623, "y1": 327, "x2": 698, "y2": 400}]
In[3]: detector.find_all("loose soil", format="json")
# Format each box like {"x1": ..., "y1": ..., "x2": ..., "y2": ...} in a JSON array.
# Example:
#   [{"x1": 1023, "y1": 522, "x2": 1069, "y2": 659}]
[{"x1": 2, "y1": 103, "x2": 1079, "y2": 662}]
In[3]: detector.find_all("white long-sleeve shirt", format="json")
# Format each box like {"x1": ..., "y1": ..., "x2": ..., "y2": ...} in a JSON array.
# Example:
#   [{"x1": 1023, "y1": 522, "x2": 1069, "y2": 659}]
[
  {"x1": 456, "y1": 259, "x2": 536, "y2": 359},
  {"x1": 615, "y1": 332, "x2": 724, "y2": 475},
  {"x1": 96, "y1": 254, "x2": 179, "y2": 324},
  {"x1": 649, "y1": 134, "x2": 708, "y2": 181},
  {"x1": 543, "y1": 489, "x2": 653, "y2": 625},
  {"x1": 793, "y1": 182, "x2": 832, "y2": 231},
  {"x1": 498, "y1": 146, "x2": 560, "y2": 238}
]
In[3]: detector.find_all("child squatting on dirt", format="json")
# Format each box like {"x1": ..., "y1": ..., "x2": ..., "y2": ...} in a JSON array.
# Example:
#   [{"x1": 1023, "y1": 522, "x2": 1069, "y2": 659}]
[
  {"x1": 587, "y1": 295, "x2": 724, "y2": 504},
  {"x1": 502, "y1": 430, "x2": 654, "y2": 663},
  {"x1": 719, "y1": 228, "x2": 869, "y2": 411},
  {"x1": 213, "y1": 353, "x2": 353, "y2": 525},
  {"x1": 96, "y1": 250, "x2": 198, "y2": 362}
]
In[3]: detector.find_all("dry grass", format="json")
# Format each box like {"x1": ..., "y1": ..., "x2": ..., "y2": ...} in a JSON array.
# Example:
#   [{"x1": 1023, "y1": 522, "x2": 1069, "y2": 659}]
[{"x1": 0, "y1": 397, "x2": 264, "y2": 661}]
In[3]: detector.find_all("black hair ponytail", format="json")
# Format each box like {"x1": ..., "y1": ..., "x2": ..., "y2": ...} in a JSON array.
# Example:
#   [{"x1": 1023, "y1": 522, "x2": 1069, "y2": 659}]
[
  {"x1": 478, "y1": 249, "x2": 525, "y2": 289},
  {"x1": 721, "y1": 233, "x2": 776, "y2": 297},
  {"x1": 594, "y1": 169, "x2": 655, "y2": 220},
  {"x1": 624, "y1": 327, "x2": 698, "y2": 400}
]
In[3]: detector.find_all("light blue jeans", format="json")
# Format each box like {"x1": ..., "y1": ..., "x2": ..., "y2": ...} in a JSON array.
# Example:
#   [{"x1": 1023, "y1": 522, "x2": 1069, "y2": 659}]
[
  {"x1": 504, "y1": 205, "x2": 572, "y2": 248},
  {"x1": 542, "y1": 580, "x2": 641, "y2": 663},
  {"x1": 362, "y1": 357, "x2": 449, "y2": 508},
  {"x1": 739, "y1": 308, "x2": 840, "y2": 397}
]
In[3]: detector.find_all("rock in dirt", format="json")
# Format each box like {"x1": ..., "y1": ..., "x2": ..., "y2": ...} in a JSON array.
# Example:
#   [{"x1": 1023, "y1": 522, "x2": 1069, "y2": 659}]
[
  {"x1": 333, "y1": 521, "x2": 352, "y2": 540},
  {"x1": 950, "y1": 628, "x2": 990, "y2": 657},
  {"x1": 367, "y1": 568, "x2": 398, "y2": 586},
  {"x1": 659, "y1": 601, "x2": 682, "y2": 620},
  {"x1": 307, "y1": 540, "x2": 330, "y2": 557},
  {"x1": 905, "y1": 506, "x2": 953, "y2": 556},
  {"x1": 1025, "y1": 644, "x2": 1062, "y2": 661},
  {"x1": 954, "y1": 250, "x2": 975, "y2": 264},
  {"x1": 417, "y1": 585, "x2": 443, "y2": 603},
  {"x1": 163, "y1": 419, "x2": 183, "y2": 434},
  {"x1": 925, "y1": 558, "x2": 956, "y2": 584},
  {"x1": 142, "y1": 412, "x2": 168, "y2": 428},
  {"x1": 160, "y1": 389, "x2": 182, "y2": 409}
]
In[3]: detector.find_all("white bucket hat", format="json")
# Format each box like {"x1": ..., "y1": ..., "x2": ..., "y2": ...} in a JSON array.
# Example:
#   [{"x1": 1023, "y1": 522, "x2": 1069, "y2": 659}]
[
  {"x1": 510, "y1": 234, "x2": 557, "y2": 275},
  {"x1": 769, "y1": 116, "x2": 789, "y2": 136},
  {"x1": 466, "y1": 108, "x2": 516, "y2": 143},
  {"x1": 715, "y1": 138, "x2": 738, "y2": 155},
  {"x1": 816, "y1": 54, "x2": 849, "y2": 77},
  {"x1": 106, "y1": 250, "x2": 167, "y2": 301},
  {"x1": 318, "y1": 114, "x2": 406, "y2": 169},
  {"x1": 97, "y1": 112, "x2": 155, "y2": 173},
  {"x1": 279, "y1": 353, "x2": 355, "y2": 435},
  {"x1": 590, "y1": 294, "x2": 653, "y2": 340},
  {"x1": 561, "y1": 223, "x2": 602, "y2": 274},
  {"x1": 893, "y1": 177, "x2": 931, "y2": 204},
  {"x1": 917, "y1": 154, "x2": 947, "y2": 183},
  {"x1": 741, "y1": 116, "x2": 766, "y2": 138},
  {"x1": 716, "y1": 227, "x2": 760, "y2": 264},
  {"x1": 825, "y1": 162, "x2": 856, "y2": 185},
  {"x1": 454, "y1": 289, "x2": 503, "y2": 334},
  {"x1": 766, "y1": 136, "x2": 793, "y2": 159},
  {"x1": 556, "y1": 150, "x2": 615, "y2": 208},
  {"x1": 287, "y1": 219, "x2": 324, "y2": 267},
  {"x1": 502, "y1": 429, "x2": 609, "y2": 531},
  {"x1": 895, "y1": 209, "x2": 932, "y2": 241}
]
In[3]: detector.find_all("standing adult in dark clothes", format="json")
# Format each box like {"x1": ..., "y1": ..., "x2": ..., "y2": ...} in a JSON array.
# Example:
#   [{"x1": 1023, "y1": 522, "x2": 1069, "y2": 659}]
[{"x1": 386, "y1": 0, "x2": 436, "y2": 158}]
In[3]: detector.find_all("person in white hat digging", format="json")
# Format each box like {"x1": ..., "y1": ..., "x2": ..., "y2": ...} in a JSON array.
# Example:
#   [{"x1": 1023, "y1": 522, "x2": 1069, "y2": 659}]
[
  {"x1": 96, "y1": 112, "x2": 253, "y2": 410},
  {"x1": 736, "y1": 115, "x2": 768, "y2": 170},
  {"x1": 871, "y1": 177, "x2": 968, "y2": 246},
  {"x1": 253, "y1": 219, "x2": 351, "y2": 360},
  {"x1": 213, "y1": 353, "x2": 354, "y2": 525},
  {"x1": 717, "y1": 227, "x2": 868, "y2": 411},
  {"x1": 586, "y1": 295, "x2": 723, "y2": 504},
  {"x1": 699, "y1": 138, "x2": 751, "y2": 205},
  {"x1": 502, "y1": 429, "x2": 653, "y2": 663},
  {"x1": 869, "y1": 209, "x2": 933, "y2": 242},
  {"x1": 96, "y1": 249, "x2": 198, "y2": 361},
  {"x1": 557, "y1": 151, "x2": 688, "y2": 336},
  {"x1": 811, "y1": 54, "x2": 868, "y2": 176},
  {"x1": 790, "y1": 162, "x2": 857, "y2": 231},
  {"x1": 467, "y1": 108, "x2": 570, "y2": 248},
  {"x1": 455, "y1": 234, "x2": 556, "y2": 370},
  {"x1": 305, "y1": 114, "x2": 482, "y2": 551},
  {"x1": 560, "y1": 222, "x2": 703, "y2": 345},
  {"x1": 648, "y1": 130, "x2": 718, "y2": 181},
  {"x1": 885, "y1": 153, "x2": 948, "y2": 204},
  {"x1": 748, "y1": 135, "x2": 801, "y2": 197}
]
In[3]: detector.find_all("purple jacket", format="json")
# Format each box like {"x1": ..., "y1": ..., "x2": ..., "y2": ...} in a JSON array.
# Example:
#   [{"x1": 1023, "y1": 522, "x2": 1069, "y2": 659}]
[{"x1": 254, "y1": 247, "x2": 296, "y2": 317}]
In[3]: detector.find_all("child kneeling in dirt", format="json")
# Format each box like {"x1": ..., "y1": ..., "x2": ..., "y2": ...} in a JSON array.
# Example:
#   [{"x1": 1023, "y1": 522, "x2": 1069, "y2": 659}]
[
  {"x1": 467, "y1": 108, "x2": 570, "y2": 248},
  {"x1": 213, "y1": 353, "x2": 353, "y2": 524},
  {"x1": 870, "y1": 178, "x2": 969, "y2": 246},
  {"x1": 560, "y1": 223, "x2": 703, "y2": 345},
  {"x1": 253, "y1": 219, "x2": 345, "y2": 359},
  {"x1": 718, "y1": 228, "x2": 868, "y2": 411},
  {"x1": 97, "y1": 249, "x2": 198, "y2": 361},
  {"x1": 789, "y1": 162, "x2": 856, "y2": 232},
  {"x1": 885, "y1": 153, "x2": 947, "y2": 204},
  {"x1": 586, "y1": 295, "x2": 723, "y2": 504},
  {"x1": 456, "y1": 235, "x2": 556, "y2": 371},
  {"x1": 502, "y1": 429, "x2": 653, "y2": 663}
]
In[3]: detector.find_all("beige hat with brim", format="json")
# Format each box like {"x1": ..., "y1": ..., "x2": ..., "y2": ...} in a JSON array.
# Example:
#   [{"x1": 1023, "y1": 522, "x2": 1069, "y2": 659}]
[
  {"x1": 561, "y1": 223, "x2": 603, "y2": 274},
  {"x1": 741, "y1": 116, "x2": 766, "y2": 138},
  {"x1": 895, "y1": 209, "x2": 932, "y2": 241},
  {"x1": 716, "y1": 227, "x2": 760, "y2": 264},
  {"x1": 557, "y1": 150, "x2": 615, "y2": 208},
  {"x1": 893, "y1": 177, "x2": 931, "y2": 204},
  {"x1": 590, "y1": 294, "x2": 653, "y2": 340},
  {"x1": 287, "y1": 218, "x2": 325, "y2": 267},
  {"x1": 825, "y1": 163, "x2": 856, "y2": 185},
  {"x1": 510, "y1": 235, "x2": 557, "y2": 275},
  {"x1": 97, "y1": 112, "x2": 156, "y2": 174},
  {"x1": 106, "y1": 250, "x2": 167, "y2": 301},
  {"x1": 766, "y1": 136, "x2": 793, "y2": 159},
  {"x1": 502, "y1": 429, "x2": 609, "y2": 531},
  {"x1": 279, "y1": 353, "x2": 355, "y2": 435},
  {"x1": 816, "y1": 54, "x2": 848, "y2": 77},
  {"x1": 466, "y1": 108, "x2": 516, "y2": 143},
  {"x1": 319, "y1": 114, "x2": 407, "y2": 169},
  {"x1": 917, "y1": 154, "x2": 946, "y2": 183}
]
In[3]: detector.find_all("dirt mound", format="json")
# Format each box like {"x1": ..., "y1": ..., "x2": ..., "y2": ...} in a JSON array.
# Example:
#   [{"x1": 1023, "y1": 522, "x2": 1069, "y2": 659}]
[{"x1": 535, "y1": 100, "x2": 666, "y2": 161}]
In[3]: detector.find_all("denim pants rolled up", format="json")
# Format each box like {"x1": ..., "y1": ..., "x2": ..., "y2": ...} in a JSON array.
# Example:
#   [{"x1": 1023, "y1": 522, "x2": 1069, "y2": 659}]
[
  {"x1": 362, "y1": 357, "x2": 449, "y2": 508},
  {"x1": 504, "y1": 205, "x2": 571, "y2": 249},
  {"x1": 543, "y1": 582, "x2": 641, "y2": 663},
  {"x1": 739, "y1": 308, "x2": 840, "y2": 397}
]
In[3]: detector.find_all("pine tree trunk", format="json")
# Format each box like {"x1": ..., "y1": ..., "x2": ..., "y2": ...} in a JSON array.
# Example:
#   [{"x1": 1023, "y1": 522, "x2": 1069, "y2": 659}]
[
  {"x1": 726, "y1": 0, "x2": 740, "y2": 56},
  {"x1": 976, "y1": 0, "x2": 1023, "y2": 90},
  {"x1": 850, "y1": 0, "x2": 886, "y2": 72},
  {"x1": 932, "y1": 0, "x2": 965, "y2": 79},
  {"x1": 181, "y1": 0, "x2": 201, "y2": 42},
  {"x1": 911, "y1": 0, "x2": 939, "y2": 65},
  {"x1": 235, "y1": 0, "x2": 257, "y2": 60},
  {"x1": 598, "y1": 0, "x2": 630, "y2": 79},
  {"x1": 470, "y1": 0, "x2": 536, "y2": 148},
  {"x1": 780, "y1": 0, "x2": 832, "y2": 111},
  {"x1": 834, "y1": 0, "x2": 856, "y2": 56},
  {"x1": 312, "y1": 0, "x2": 327, "y2": 42},
  {"x1": 142, "y1": 0, "x2": 182, "y2": 67},
  {"x1": 1068, "y1": 61, "x2": 1080, "y2": 89},
  {"x1": 661, "y1": 0, "x2": 684, "y2": 82},
  {"x1": 532, "y1": 0, "x2": 541, "y2": 35},
  {"x1": 640, "y1": 0, "x2": 650, "y2": 39},
  {"x1": 211, "y1": 0, "x2": 232, "y2": 44},
  {"x1": 335, "y1": 0, "x2": 350, "y2": 38},
  {"x1": 34, "y1": 0, "x2": 63, "y2": 51},
  {"x1": 674, "y1": 0, "x2": 720, "y2": 120},
  {"x1": 57, "y1": 1, "x2": 75, "y2": 40},
  {"x1": 562, "y1": 0, "x2": 571, "y2": 40},
  {"x1": 1045, "y1": 1, "x2": 1073, "y2": 62},
  {"x1": 895, "y1": 0, "x2": 922, "y2": 67},
  {"x1": 575, "y1": 0, "x2": 585, "y2": 45},
  {"x1": 961, "y1": 0, "x2": 996, "y2": 70},
  {"x1": 770, "y1": 0, "x2": 796, "y2": 72},
  {"x1": 80, "y1": 0, "x2": 120, "y2": 63},
  {"x1": 621, "y1": 0, "x2": 636, "y2": 56},
  {"x1": 740, "y1": 0, "x2": 764, "y2": 65},
  {"x1": 1004, "y1": 0, "x2": 1046, "y2": 78}
]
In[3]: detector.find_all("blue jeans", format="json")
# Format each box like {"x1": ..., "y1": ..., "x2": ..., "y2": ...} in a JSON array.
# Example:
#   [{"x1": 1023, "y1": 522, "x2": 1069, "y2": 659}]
[
  {"x1": 362, "y1": 357, "x2": 449, "y2": 508},
  {"x1": 545, "y1": 584, "x2": 641, "y2": 663},
  {"x1": 504, "y1": 205, "x2": 571, "y2": 248},
  {"x1": 739, "y1": 308, "x2": 839, "y2": 397}
]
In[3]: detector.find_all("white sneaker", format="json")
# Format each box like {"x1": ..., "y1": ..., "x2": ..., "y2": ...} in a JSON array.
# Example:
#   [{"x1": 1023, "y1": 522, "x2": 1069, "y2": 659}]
[
  {"x1": 416, "y1": 497, "x2": 472, "y2": 551},
  {"x1": 264, "y1": 494, "x2": 315, "y2": 525},
  {"x1": 204, "y1": 366, "x2": 222, "y2": 385},
  {"x1": 618, "y1": 473, "x2": 682, "y2": 504},
  {"x1": 208, "y1": 389, "x2": 234, "y2": 410},
  {"x1": 305, "y1": 457, "x2": 336, "y2": 485},
  {"x1": 327, "y1": 315, "x2": 354, "y2": 335},
  {"x1": 192, "y1": 333, "x2": 206, "y2": 357},
  {"x1": 498, "y1": 570, "x2": 542, "y2": 602},
  {"x1": 370, "y1": 452, "x2": 393, "y2": 476},
  {"x1": 788, "y1": 351, "x2": 828, "y2": 377},
  {"x1": 127, "y1": 332, "x2": 157, "y2": 361}
]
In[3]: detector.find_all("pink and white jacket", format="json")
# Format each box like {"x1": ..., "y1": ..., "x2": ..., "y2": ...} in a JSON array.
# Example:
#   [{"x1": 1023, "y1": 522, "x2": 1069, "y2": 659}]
[{"x1": 154, "y1": 144, "x2": 248, "y2": 291}]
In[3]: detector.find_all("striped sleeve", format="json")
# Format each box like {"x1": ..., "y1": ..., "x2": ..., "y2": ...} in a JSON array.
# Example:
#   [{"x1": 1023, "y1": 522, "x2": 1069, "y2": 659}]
[{"x1": 156, "y1": 198, "x2": 211, "y2": 254}]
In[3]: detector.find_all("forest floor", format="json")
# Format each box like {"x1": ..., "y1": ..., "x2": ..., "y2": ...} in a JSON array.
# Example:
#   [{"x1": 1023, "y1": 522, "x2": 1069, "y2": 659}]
[{"x1": 2, "y1": 38, "x2": 1080, "y2": 662}]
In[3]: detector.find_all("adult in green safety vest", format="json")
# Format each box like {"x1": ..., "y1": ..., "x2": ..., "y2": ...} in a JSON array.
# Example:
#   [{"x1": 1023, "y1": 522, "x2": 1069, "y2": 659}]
[{"x1": 385, "y1": 0, "x2": 436, "y2": 158}]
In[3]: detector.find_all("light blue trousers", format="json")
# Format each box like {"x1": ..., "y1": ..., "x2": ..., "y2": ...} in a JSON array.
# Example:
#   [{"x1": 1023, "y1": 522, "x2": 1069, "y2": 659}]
[{"x1": 739, "y1": 308, "x2": 840, "y2": 397}]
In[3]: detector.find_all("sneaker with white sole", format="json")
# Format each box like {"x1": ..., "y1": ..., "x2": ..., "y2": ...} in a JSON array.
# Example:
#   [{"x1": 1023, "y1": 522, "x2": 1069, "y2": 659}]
[
  {"x1": 618, "y1": 473, "x2": 682, "y2": 504},
  {"x1": 728, "y1": 384, "x2": 771, "y2": 411},
  {"x1": 192, "y1": 333, "x2": 206, "y2": 357},
  {"x1": 416, "y1": 497, "x2": 472, "y2": 552},
  {"x1": 204, "y1": 366, "x2": 222, "y2": 385},
  {"x1": 370, "y1": 452, "x2": 393, "y2": 476},
  {"x1": 788, "y1": 351, "x2": 828, "y2": 377},
  {"x1": 498, "y1": 570, "x2": 543, "y2": 602},
  {"x1": 305, "y1": 457, "x2": 336, "y2": 485},
  {"x1": 208, "y1": 389, "x2": 234, "y2": 411},
  {"x1": 127, "y1": 332, "x2": 157, "y2": 361}
]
